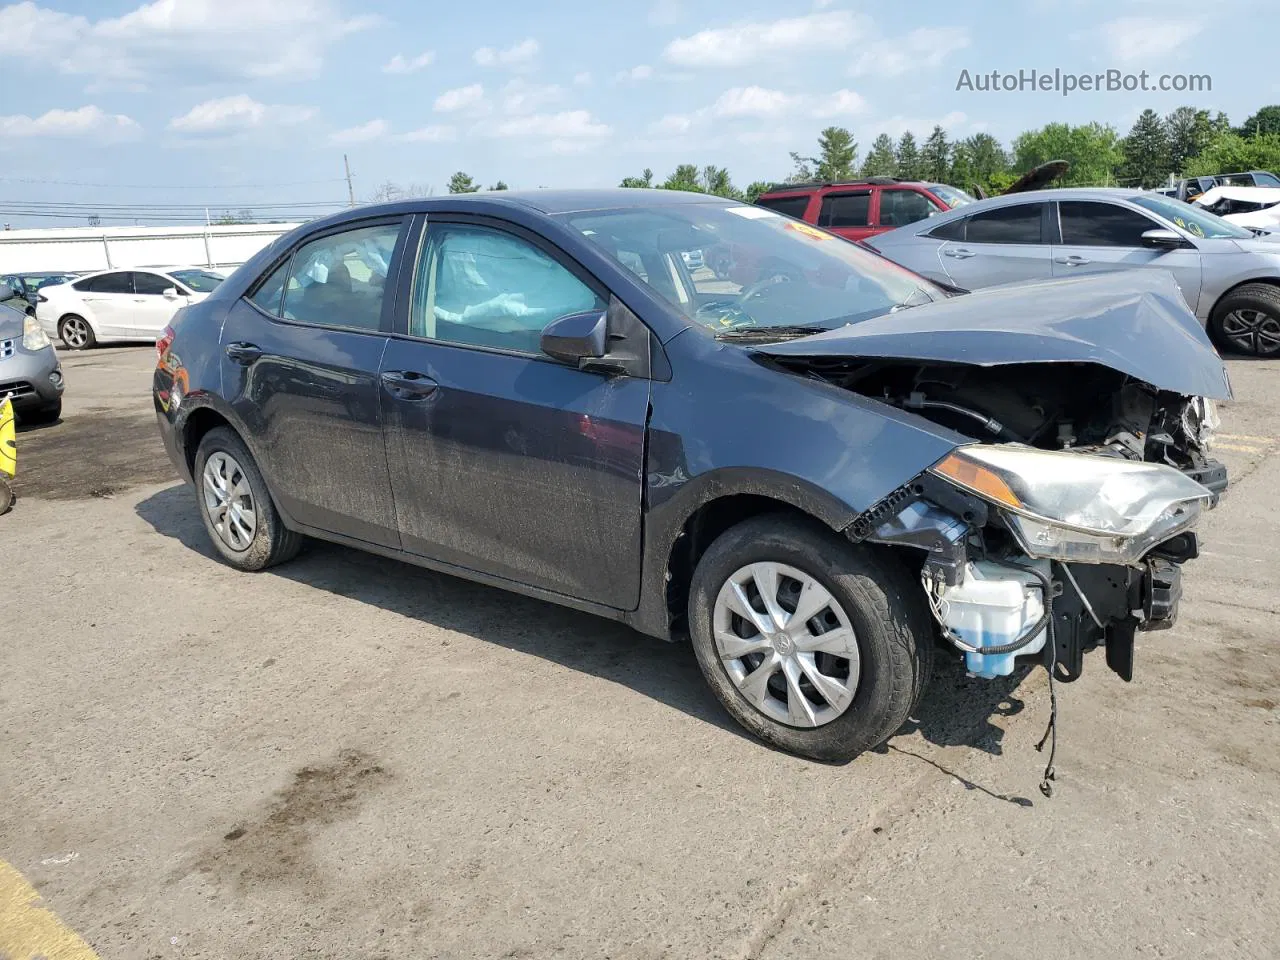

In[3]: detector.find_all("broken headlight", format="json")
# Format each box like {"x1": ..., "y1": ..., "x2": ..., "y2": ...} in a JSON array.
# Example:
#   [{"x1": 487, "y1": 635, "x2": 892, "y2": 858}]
[{"x1": 931, "y1": 445, "x2": 1213, "y2": 565}]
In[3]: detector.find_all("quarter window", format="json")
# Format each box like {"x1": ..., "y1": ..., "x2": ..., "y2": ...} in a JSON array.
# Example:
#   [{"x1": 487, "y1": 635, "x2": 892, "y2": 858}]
[
  {"x1": 965, "y1": 204, "x2": 1044, "y2": 244},
  {"x1": 1059, "y1": 201, "x2": 1158, "y2": 247},
  {"x1": 818, "y1": 192, "x2": 870, "y2": 228},
  {"x1": 411, "y1": 223, "x2": 605, "y2": 354}
]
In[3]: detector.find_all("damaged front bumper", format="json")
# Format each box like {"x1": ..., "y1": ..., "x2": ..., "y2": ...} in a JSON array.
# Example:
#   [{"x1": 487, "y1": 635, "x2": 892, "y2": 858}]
[{"x1": 855, "y1": 451, "x2": 1224, "y2": 684}]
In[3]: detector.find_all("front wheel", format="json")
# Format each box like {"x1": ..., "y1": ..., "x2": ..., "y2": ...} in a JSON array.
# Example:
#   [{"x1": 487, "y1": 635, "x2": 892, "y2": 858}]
[
  {"x1": 688, "y1": 514, "x2": 932, "y2": 762},
  {"x1": 193, "y1": 427, "x2": 302, "y2": 571},
  {"x1": 1210, "y1": 284, "x2": 1280, "y2": 356}
]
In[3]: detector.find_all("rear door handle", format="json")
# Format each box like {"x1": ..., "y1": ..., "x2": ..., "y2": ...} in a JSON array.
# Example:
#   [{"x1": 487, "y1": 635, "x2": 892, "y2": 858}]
[
  {"x1": 225, "y1": 341, "x2": 263, "y2": 365},
  {"x1": 1055, "y1": 255, "x2": 1091, "y2": 266},
  {"x1": 944, "y1": 247, "x2": 976, "y2": 259},
  {"x1": 381, "y1": 370, "x2": 439, "y2": 399}
]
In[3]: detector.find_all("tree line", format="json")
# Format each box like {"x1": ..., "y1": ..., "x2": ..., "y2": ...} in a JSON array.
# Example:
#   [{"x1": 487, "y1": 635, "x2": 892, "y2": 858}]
[{"x1": 367, "y1": 104, "x2": 1280, "y2": 204}]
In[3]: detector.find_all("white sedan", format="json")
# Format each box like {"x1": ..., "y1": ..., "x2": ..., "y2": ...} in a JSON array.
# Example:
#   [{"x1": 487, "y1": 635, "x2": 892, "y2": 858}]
[{"x1": 36, "y1": 266, "x2": 225, "y2": 350}]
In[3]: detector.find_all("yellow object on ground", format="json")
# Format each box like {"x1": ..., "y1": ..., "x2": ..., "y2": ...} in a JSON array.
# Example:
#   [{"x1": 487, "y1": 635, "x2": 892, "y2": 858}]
[
  {"x1": 0, "y1": 858, "x2": 101, "y2": 960},
  {"x1": 0, "y1": 395, "x2": 15, "y2": 479}
]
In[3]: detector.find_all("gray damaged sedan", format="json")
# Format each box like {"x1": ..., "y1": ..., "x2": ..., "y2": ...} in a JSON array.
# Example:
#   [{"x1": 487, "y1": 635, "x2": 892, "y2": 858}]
[
  {"x1": 865, "y1": 187, "x2": 1280, "y2": 356},
  {"x1": 0, "y1": 280, "x2": 63, "y2": 424}
]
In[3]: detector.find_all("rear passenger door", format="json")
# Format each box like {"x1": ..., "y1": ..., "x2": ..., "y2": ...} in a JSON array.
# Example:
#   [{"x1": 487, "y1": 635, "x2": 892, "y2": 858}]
[
  {"x1": 1052, "y1": 200, "x2": 1203, "y2": 311},
  {"x1": 816, "y1": 190, "x2": 873, "y2": 240},
  {"x1": 934, "y1": 201, "x2": 1053, "y2": 289},
  {"x1": 224, "y1": 216, "x2": 410, "y2": 547},
  {"x1": 77, "y1": 271, "x2": 137, "y2": 336}
]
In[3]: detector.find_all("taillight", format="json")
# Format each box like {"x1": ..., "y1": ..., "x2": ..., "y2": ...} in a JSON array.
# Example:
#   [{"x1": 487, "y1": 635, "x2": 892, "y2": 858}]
[{"x1": 156, "y1": 325, "x2": 175, "y2": 360}]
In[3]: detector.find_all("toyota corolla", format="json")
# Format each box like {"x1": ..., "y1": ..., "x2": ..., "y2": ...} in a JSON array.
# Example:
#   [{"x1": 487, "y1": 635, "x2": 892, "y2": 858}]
[{"x1": 153, "y1": 189, "x2": 1229, "y2": 764}]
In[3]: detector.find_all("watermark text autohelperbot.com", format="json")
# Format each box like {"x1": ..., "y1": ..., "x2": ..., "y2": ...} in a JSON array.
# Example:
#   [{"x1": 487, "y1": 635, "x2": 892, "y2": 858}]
[{"x1": 956, "y1": 68, "x2": 1211, "y2": 97}]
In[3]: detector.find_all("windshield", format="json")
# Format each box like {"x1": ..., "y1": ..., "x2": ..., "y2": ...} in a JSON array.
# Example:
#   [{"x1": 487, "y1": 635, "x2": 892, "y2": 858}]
[
  {"x1": 928, "y1": 184, "x2": 977, "y2": 208},
  {"x1": 170, "y1": 269, "x2": 225, "y2": 293},
  {"x1": 28, "y1": 274, "x2": 75, "y2": 289},
  {"x1": 561, "y1": 202, "x2": 943, "y2": 336},
  {"x1": 1131, "y1": 194, "x2": 1253, "y2": 240}
]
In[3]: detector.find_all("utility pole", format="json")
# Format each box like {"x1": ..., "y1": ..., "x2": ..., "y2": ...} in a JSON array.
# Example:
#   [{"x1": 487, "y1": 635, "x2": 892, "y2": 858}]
[{"x1": 344, "y1": 154, "x2": 356, "y2": 207}]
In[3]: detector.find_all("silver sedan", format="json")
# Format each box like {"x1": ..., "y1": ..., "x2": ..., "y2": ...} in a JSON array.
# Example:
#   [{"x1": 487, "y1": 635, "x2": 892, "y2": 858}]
[{"x1": 865, "y1": 187, "x2": 1280, "y2": 356}]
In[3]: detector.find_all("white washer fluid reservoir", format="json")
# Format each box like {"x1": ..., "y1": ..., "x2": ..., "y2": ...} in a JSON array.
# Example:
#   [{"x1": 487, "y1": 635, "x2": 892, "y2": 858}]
[{"x1": 936, "y1": 559, "x2": 1051, "y2": 679}]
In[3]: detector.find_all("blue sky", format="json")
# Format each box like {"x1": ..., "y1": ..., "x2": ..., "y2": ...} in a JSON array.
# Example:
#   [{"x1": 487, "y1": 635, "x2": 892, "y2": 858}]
[{"x1": 0, "y1": 0, "x2": 1275, "y2": 225}]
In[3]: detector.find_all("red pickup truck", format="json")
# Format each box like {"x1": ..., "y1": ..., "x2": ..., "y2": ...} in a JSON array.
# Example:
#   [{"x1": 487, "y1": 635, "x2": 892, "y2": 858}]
[{"x1": 755, "y1": 177, "x2": 976, "y2": 242}]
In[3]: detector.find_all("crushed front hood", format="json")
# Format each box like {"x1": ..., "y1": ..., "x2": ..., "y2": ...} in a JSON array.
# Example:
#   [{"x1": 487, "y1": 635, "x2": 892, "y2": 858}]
[{"x1": 757, "y1": 271, "x2": 1232, "y2": 400}]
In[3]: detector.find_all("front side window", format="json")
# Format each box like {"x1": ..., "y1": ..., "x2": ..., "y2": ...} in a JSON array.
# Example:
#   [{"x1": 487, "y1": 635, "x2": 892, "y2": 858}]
[
  {"x1": 133, "y1": 272, "x2": 173, "y2": 295},
  {"x1": 818, "y1": 192, "x2": 870, "y2": 228},
  {"x1": 410, "y1": 223, "x2": 605, "y2": 353},
  {"x1": 879, "y1": 189, "x2": 943, "y2": 227},
  {"x1": 1058, "y1": 201, "x2": 1159, "y2": 247},
  {"x1": 272, "y1": 221, "x2": 401, "y2": 330},
  {"x1": 965, "y1": 204, "x2": 1044, "y2": 244},
  {"x1": 755, "y1": 195, "x2": 811, "y2": 219}
]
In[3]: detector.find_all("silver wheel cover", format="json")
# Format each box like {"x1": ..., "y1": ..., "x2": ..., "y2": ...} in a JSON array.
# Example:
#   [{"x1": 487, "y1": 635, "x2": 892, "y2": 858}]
[
  {"x1": 202, "y1": 451, "x2": 258, "y2": 552},
  {"x1": 712, "y1": 561, "x2": 859, "y2": 728}
]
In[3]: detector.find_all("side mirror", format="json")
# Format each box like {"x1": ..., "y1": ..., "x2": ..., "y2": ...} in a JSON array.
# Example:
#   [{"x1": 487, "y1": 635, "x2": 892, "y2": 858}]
[
  {"x1": 541, "y1": 310, "x2": 608, "y2": 365},
  {"x1": 162, "y1": 286, "x2": 181, "y2": 299},
  {"x1": 1141, "y1": 228, "x2": 1187, "y2": 249}
]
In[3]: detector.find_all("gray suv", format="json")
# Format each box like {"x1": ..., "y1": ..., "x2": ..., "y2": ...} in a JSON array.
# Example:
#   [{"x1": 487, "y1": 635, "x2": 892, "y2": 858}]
[
  {"x1": 0, "y1": 282, "x2": 64, "y2": 423},
  {"x1": 866, "y1": 187, "x2": 1280, "y2": 355}
]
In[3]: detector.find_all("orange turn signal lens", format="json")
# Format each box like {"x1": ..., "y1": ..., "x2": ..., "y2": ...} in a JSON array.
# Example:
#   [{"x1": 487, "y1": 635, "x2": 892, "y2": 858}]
[{"x1": 932, "y1": 451, "x2": 1023, "y2": 510}]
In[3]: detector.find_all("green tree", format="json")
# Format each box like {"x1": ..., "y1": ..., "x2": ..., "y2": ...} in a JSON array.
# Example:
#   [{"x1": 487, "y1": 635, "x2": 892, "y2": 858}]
[
  {"x1": 790, "y1": 126, "x2": 858, "y2": 182},
  {"x1": 1165, "y1": 106, "x2": 1213, "y2": 177},
  {"x1": 744, "y1": 180, "x2": 771, "y2": 203},
  {"x1": 1012, "y1": 121, "x2": 1122, "y2": 186},
  {"x1": 895, "y1": 132, "x2": 921, "y2": 179},
  {"x1": 919, "y1": 125, "x2": 951, "y2": 182},
  {"x1": 949, "y1": 133, "x2": 1009, "y2": 194},
  {"x1": 1184, "y1": 132, "x2": 1280, "y2": 176},
  {"x1": 1237, "y1": 105, "x2": 1280, "y2": 138},
  {"x1": 1120, "y1": 109, "x2": 1171, "y2": 187},
  {"x1": 661, "y1": 163, "x2": 704, "y2": 192},
  {"x1": 1210, "y1": 111, "x2": 1232, "y2": 136},
  {"x1": 702, "y1": 164, "x2": 738, "y2": 198},
  {"x1": 489, "y1": 181, "x2": 509, "y2": 191},
  {"x1": 215, "y1": 208, "x2": 256, "y2": 224},
  {"x1": 447, "y1": 171, "x2": 478, "y2": 194},
  {"x1": 861, "y1": 133, "x2": 897, "y2": 177},
  {"x1": 619, "y1": 168, "x2": 655, "y2": 188}
]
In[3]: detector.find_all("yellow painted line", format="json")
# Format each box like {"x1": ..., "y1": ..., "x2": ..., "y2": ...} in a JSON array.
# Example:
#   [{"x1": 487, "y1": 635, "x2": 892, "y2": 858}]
[
  {"x1": 1218, "y1": 434, "x2": 1277, "y2": 443},
  {"x1": 1215, "y1": 442, "x2": 1268, "y2": 453},
  {"x1": 0, "y1": 859, "x2": 100, "y2": 960}
]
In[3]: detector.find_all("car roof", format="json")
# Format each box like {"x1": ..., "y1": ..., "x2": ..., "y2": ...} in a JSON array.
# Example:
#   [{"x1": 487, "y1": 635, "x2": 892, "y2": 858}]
[{"x1": 759, "y1": 178, "x2": 930, "y2": 195}]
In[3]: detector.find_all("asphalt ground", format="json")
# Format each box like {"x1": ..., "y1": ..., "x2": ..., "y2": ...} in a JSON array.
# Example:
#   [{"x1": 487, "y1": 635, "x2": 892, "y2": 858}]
[{"x1": 3, "y1": 345, "x2": 1278, "y2": 960}]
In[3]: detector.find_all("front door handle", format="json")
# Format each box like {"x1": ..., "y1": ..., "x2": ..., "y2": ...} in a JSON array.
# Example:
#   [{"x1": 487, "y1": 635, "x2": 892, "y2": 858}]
[
  {"x1": 381, "y1": 370, "x2": 439, "y2": 399},
  {"x1": 944, "y1": 247, "x2": 976, "y2": 259},
  {"x1": 225, "y1": 341, "x2": 263, "y2": 365},
  {"x1": 1055, "y1": 255, "x2": 1091, "y2": 266}
]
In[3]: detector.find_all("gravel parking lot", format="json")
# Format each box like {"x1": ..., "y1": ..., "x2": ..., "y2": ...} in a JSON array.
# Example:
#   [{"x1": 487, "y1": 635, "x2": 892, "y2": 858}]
[{"x1": 4, "y1": 345, "x2": 1279, "y2": 960}]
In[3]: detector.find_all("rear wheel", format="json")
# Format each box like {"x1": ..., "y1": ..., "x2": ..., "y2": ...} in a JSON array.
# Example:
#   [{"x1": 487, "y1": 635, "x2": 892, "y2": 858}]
[
  {"x1": 1210, "y1": 284, "x2": 1280, "y2": 356},
  {"x1": 687, "y1": 514, "x2": 932, "y2": 762},
  {"x1": 194, "y1": 427, "x2": 302, "y2": 571},
  {"x1": 58, "y1": 315, "x2": 95, "y2": 350}
]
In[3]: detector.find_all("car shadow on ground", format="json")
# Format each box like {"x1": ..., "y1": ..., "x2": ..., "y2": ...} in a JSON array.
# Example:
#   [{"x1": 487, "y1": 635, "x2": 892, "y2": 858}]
[{"x1": 135, "y1": 482, "x2": 1030, "y2": 770}]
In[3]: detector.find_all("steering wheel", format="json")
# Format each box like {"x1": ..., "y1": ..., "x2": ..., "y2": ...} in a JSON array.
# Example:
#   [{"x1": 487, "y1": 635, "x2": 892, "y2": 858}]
[{"x1": 734, "y1": 271, "x2": 794, "y2": 307}]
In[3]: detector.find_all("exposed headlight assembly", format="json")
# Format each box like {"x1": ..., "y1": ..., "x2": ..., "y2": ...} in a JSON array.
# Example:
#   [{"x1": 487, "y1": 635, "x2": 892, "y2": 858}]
[
  {"x1": 22, "y1": 315, "x2": 50, "y2": 351},
  {"x1": 931, "y1": 445, "x2": 1212, "y2": 565}
]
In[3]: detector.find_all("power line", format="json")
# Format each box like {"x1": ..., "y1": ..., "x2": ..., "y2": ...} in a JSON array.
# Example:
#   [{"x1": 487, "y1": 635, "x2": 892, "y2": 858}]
[
  {"x1": 0, "y1": 176, "x2": 349, "y2": 190},
  {"x1": 0, "y1": 199, "x2": 348, "y2": 211}
]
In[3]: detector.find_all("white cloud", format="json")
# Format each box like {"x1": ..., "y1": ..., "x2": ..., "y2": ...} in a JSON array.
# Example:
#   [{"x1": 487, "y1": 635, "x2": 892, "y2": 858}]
[
  {"x1": 1100, "y1": 17, "x2": 1201, "y2": 63},
  {"x1": 850, "y1": 27, "x2": 970, "y2": 77},
  {"x1": 396, "y1": 125, "x2": 456, "y2": 143},
  {"x1": 711, "y1": 86, "x2": 795, "y2": 118},
  {"x1": 383, "y1": 50, "x2": 435, "y2": 75},
  {"x1": 488, "y1": 110, "x2": 610, "y2": 140},
  {"x1": 664, "y1": 11, "x2": 867, "y2": 67},
  {"x1": 0, "y1": 104, "x2": 140, "y2": 139},
  {"x1": 650, "y1": 114, "x2": 693, "y2": 135},
  {"x1": 866, "y1": 110, "x2": 969, "y2": 140},
  {"x1": 810, "y1": 88, "x2": 867, "y2": 119},
  {"x1": 0, "y1": 0, "x2": 379, "y2": 89},
  {"x1": 500, "y1": 78, "x2": 563, "y2": 114},
  {"x1": 434, "y1": 84, "x2": 487, "y2": 113},
  {"x1": 573, "y1": 71, "x2": 592, "y2": 85},
  {"x1": 329, "y1": 118, "x2": 387, "y2": 144},
  {"x1": 649, "y1": 0, "x2": 682, "y2": 25},
  {"x1": 168, "y1": 94, "x2": 315, "y2": 134},
  {"x1": 615, "y1": 64, "x2": 654, "y2": 82},
  {"x1": 473, "y1": 38, "x2": 539, "y2": 69}
]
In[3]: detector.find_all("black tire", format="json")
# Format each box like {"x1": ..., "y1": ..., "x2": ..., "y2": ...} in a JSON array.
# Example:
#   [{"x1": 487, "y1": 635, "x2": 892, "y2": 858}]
[
  {"x1": 21, "y1": 401, "x2": 61, "y2": 425},
  {"x1": 193, "y1": 426, "x2": 302, "y2": 571},
  {"x1": 0, "y1": 479, "x2": 12, "y2": 516},
  {"x1": 1209, "y1": 283, "x2": 1280, "y2": 356},
  {"x1": 688, "y1": 514, "x2": 933, "y2": 762},
  {"x1": 58, "y1": 314, "x2": 96, "y2": 351}
]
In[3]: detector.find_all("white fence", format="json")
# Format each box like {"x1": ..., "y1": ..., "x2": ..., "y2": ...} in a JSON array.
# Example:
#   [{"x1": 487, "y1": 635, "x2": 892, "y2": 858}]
[{"x1": 0, "y1": 223, "x2": 303, "y2": 274}]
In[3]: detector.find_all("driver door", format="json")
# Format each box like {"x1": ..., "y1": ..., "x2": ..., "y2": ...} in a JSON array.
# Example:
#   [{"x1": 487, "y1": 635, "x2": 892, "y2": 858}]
[{"x1": 380, "y1": 216, "x2": 651, "y2": 609}]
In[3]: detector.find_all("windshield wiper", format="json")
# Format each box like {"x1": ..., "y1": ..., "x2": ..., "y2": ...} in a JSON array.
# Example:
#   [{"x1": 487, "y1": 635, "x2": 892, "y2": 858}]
[{"x1": 714, "y1": 325, "x2": 829, "y2": 342}]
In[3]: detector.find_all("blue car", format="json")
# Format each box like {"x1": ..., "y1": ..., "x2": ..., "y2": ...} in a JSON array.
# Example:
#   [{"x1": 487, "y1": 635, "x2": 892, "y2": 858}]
[{"x1": 154, "y1": 189, "x2": 1229, "y2": 762}]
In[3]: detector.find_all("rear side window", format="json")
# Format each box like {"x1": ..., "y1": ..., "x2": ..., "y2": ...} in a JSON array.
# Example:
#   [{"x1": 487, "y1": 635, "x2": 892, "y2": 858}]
[
  {"x1": 965, "y1": 204, "x2": 1044, "y2": 244},
  {"x1": 818, "y1": 192, "x2": 870, "y2": 228},
  {"x1": 79, "y1": 272, "x2": 134, "y2": 294},
  {"x1": 755, "y1": 195, "x2": 810, "y2": 219},
  {"x1": 879, "y1": 189, "x2": 943, "y2": 227},
  {"x1": 1059, "y1": 201, "x2": 1158, "y2": 247}
]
